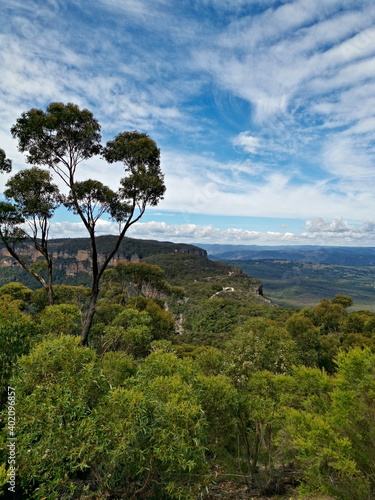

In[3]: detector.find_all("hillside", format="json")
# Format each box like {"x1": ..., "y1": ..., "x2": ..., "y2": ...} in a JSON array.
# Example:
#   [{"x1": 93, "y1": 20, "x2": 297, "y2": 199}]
[
  {"x1": 0, "y1": 236, "x2": 207, "y2": 289},
  {"x1": 2, "y1": 238, "x2": 375, "y2": 499},
  {"x1": 201, "y1": 243, "x2": 375, "y2": 266},
  {"x1": 216, "y1": 258, "x2": 375, "y2": 311}
]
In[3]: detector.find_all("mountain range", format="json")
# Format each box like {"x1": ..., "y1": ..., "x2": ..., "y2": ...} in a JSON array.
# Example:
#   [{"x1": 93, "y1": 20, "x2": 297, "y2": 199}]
[{"x1": 198, "y1": 244, "x2": 375, "y2": 267}]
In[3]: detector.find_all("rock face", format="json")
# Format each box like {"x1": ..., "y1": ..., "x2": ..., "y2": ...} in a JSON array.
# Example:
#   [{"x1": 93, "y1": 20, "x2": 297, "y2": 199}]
[{"x1": 0, "y1": 236, "x2": 208, "y2": 278}]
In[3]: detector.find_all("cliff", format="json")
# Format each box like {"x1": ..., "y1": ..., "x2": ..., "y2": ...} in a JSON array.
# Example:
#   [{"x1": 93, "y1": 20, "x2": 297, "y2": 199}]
[{"x1": 0, "y1": 235, "x2": 207, "y2": 281}]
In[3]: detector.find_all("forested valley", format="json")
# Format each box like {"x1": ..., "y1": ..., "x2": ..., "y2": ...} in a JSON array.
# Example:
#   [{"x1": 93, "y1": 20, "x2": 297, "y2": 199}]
[{"x1": 1, "y1": 244, "x2": 375, "y2": 500}]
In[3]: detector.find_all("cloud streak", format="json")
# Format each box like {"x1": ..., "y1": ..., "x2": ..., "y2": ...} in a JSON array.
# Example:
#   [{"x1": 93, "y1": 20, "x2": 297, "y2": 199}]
[
  {"x1": 1, "y1": 1, "x2": 375, "y2": 245},
  {"x1": 46, "y1": 217, "x2": 375, "y2": 247}
]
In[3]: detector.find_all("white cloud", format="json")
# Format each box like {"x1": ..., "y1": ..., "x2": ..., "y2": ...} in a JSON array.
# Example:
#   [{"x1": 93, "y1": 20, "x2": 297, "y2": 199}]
[
  {"x1": 2, "y1": 0, "x2": 375, "y2": 243},
  {"x1": 232, "y1": 132, "x2": 260, "y2": 153},
  {"x1": 302, "y1": 217, "x2": 375, "y2": 243},
  {"x1": 305, "y1": 217, "x2": 352, "y2": 233},
  {"x1": 46, "y1": 217, "x2": 375, "y2": 246}
]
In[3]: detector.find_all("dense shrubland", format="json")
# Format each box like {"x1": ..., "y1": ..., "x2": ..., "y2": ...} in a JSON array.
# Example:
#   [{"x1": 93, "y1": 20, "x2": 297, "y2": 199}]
[{"x1": 1, "y1": 260, "x2": 375, "y2": 499}]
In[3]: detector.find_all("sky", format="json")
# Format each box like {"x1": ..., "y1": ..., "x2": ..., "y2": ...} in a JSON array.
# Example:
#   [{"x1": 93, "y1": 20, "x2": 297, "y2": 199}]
[{"x1": 1, "y1": 0, "x2": 375, "y2": 246}]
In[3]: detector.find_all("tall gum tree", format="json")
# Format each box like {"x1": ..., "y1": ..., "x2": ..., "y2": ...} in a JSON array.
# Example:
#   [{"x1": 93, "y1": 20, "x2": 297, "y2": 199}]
[
  {"x1": 0, "y1": 167, "x2": 61, "y2": 305},
  {"x1": 9, "y1": 102, "x2": 165, "y2": 344}
]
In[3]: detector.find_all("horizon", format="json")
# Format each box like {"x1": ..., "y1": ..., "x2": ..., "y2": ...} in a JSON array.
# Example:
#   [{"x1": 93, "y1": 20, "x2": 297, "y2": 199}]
[
  {"x1": 2, "y1": 1, "x2": 375, "y2": 246},
  {"x1": 2, "y1": 232, "x2": 375, "y2": 251}
]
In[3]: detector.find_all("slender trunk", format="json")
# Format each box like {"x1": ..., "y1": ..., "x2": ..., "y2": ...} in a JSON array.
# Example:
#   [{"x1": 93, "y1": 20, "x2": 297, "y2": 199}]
[
  {"x1": 45, "y1": 253, "x2": 54, "y2": 305},
  {"x1": 78, "y1": 204, "x2": 144, "y2": 345},
  {"x1": 252, "y1": 422, "x2": 262, "y2": 478},
  {"x1": 81, "y1": 284, "x2": 99, "y2": 346},
  {"x1": 45, "y1": 282, "x2": 54, "y2": 306},
  {"x1": 1, "y1": 237, "x2": 54, "y2": 304},
  {"x1": 237, "y1": 415, "x2": 252, "y2": 486},
  {"x1": 47, "y1": 264, "x2": 54, "y2": 304},
  {"x1": 81, "y1": 228, "x2": 99, "y2": 346}
]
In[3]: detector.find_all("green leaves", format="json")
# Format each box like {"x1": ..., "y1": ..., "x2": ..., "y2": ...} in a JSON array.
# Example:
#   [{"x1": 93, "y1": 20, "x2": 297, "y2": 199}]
[
  {"x1": 4, "y1": 167, "x2": 61, "y2": 220},
  {"x1": 103, "y1": 130, "x2": 160, "y2": 170},
  {"x1": 0, "y1": 148, "x2": 12, "y2": 173},
  {"x1": 4, "y1": 103, "x2": 167, "y2": 341},
  {"x1": 10, "y1": 102, "x2": 102, "y2": 174},
  {"x1": 7, "y1": 338, "x2": 207, "y2": 499},
  {"x1": 66, "y1": 179, "x2": 118, "y2": 228},
  {"x1": 104, "y1": 130, "x2": 165, "y2": 208},
  {"x1": 224, "y1": 317, "x2": 299, "y2": 384},
  {"x1": 0, "y1": 299, "x2": 35, "y2": 395}
]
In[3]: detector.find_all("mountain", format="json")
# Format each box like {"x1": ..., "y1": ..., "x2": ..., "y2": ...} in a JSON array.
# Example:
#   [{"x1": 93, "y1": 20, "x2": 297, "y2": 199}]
[
  {"x1": 0, "y1": 236, "x2": 207, "y2": 289},
  {"x1": 213, "y1": 258, "x2": 375, "y2": 311},
  {"x1": 198, "y1": 244, "x2": 375, "y2": 267}
]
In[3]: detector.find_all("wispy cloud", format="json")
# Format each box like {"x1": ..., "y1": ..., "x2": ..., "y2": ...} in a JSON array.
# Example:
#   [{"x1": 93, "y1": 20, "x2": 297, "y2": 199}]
[
  {"x1": 47, "y1": 217, "x2": 375, "y2": 247},
  {"x1": 1, "y1": 1, "x2": 375, "y2": 245}
]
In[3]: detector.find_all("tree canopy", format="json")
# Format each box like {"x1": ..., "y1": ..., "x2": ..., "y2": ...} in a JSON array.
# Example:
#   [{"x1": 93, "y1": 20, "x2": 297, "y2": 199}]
[{"x1": 1, "y1": 102, "x2": 166, "y2": 343}]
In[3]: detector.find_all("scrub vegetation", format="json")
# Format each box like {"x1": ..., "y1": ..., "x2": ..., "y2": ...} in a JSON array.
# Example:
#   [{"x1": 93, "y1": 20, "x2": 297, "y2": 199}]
[{"x1": 1, "y1": 250, "x2": 375, "y2": 499}]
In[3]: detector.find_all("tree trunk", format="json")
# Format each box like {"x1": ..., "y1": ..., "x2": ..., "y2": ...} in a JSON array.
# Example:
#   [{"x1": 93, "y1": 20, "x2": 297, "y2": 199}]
[
  {"x1": 1, "y1": 238, "x2": 54, "y2": 304},
  {"x1": 81, "y1": 284, "x2": 99, "y2": 346},
  {"x1": 45, "y1": 255, "x2": 54, "y2": 305},
  {"x1": 45, "y1": 282, "x2": 54, "y2": 306}
]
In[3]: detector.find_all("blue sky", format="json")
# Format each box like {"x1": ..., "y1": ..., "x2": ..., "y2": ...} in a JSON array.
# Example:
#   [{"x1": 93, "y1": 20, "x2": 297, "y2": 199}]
[{"x1": 1, "y1": 0, "x2": 375, "y2": 245}]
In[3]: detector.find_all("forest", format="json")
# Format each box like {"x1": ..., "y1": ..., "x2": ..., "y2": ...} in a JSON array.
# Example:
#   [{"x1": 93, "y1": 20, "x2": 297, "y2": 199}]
[{"x1": 1, "y1": 249, "x2": 375, "y2": 499}]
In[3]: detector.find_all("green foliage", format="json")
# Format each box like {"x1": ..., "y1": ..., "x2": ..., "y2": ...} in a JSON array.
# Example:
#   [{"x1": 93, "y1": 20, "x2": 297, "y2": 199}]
[
  {"x1": 0, "y1": 298, "x2": 35, "y2": 397},
  {"x1": 183, "y1": 297, "x2": 272, "y2": 337},
  {"x1": 196, "y1": 373, "x2": 238, "y2": 453},
  {"x1": 4, "y1": 167, "x2": 61, "y2": 220},
  {"x1": 8, "y1": 340, "x2": 207, "y2": 499},
  {"x1": 194, "y1": 346, "x2": 225, "y2": 375},
  {"x1": 286, "y1": 407, "x2": 362, "y2": 498},
  {"x1": 224, "y1": 317, "x2": 299, "y2": 384},
  {"x1": 332, "y1": 294, "x2": 353, "y2": 308},
  {"x1": 104, "y1": 130, "x2": 166, "y2": 207},
  {"x1": 38, "y1": 303, "x2": 82, "y2": 336},
  {"x1": 128, "y1": 296, "x2": 176, "y2": 340},
  {"x1": 137, "y1": 350, "x2": 197, "y2": 381},
  {"x1": 284, "y1": 349, "x2": 375, "y2": 500},
  {"x1": 0, "y1": 462, "x2": 8, "y2": 495},
  {"x1": 0, "y1": 168, "x2": 62, "y2": 303},
  {"x1": 10, "y1": 102, "x2": 102, "y2": 169},
  {"x1": 330, "y1": 348, "x2": 375, "y2": 497},
  {"x1": 345, "y1": 310, "x2": 375, "y2": 334},
  {"x1": 0, "y1": 282, "x2": 33, "y2": 305},
  {"x1": 100, "y1": 351, "x2": 137, "y2": 386},
  {"x1": 0, "y1": 148, "x2": 12, "y2": 173},
  {"x1": 93, "y1": 299, "x2": 123, "y2": 325},
  {"x1": 31, "y1": 284, "x2": 90, "y2": 313},
  {"x1": 308, "y1": 298, "x2": 348, "y2": 333},
  {"x1": 0, "y1": 201, "x2": 26, "y2": 241},
  {"x1": 102, "y1": 261, "x2": 172, "y2": 302},
  {"x1": 66, "y1": 179, "x2": 118, "y2": 228},
  {"x1": 95, "y1": 375, "x2": 206, "y2": 499},
  {"x1": 318, "y1": 333, "x2": 341, "y2": 373},
  {"x1": 2, "y1": 234, "x2": 375, "y2": 498},
  {"x1": 99, "y1": 298, "x2": 176, "y2": 358},
  {"x1": 286, "y1": 315, "x2": 321, "y2": 367},
  {"x1": 101, "y1": 308, "x2": 152, "y2": 357},
  {"x1": 7, "y1": 336, "x2": 109, "y2": 499}
]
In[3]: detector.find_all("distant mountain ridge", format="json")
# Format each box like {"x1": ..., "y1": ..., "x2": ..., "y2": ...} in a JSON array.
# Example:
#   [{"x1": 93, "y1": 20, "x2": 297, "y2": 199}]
[
  {"x1": 0, "y1": 236, "x2": 207, "y2": 288},
  {"x1": 198, "y1": 244, "x2": 375, "y2": 267}
]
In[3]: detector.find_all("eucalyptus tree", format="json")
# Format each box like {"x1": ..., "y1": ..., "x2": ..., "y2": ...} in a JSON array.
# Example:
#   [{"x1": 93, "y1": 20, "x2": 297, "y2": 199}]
[
  {"x1": 0, "y1": 148, "x2": 12, "y2": 173},
  {"x1": 10, "y1": 102, "x2": 165, "y2": 344},
  {"x1": 0, "y1": 167, "x2": 61, "y2": 304}
]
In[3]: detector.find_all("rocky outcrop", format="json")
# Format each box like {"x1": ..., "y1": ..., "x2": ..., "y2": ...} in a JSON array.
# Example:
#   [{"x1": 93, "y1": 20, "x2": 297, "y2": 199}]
[{"x1": 0, "y1": 237, "x2": 208, "y2": 278}]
